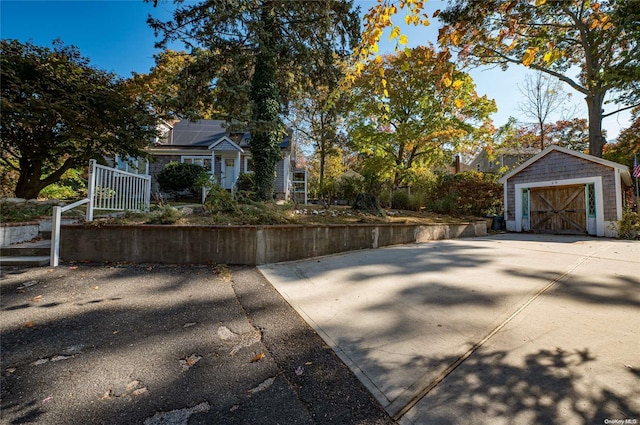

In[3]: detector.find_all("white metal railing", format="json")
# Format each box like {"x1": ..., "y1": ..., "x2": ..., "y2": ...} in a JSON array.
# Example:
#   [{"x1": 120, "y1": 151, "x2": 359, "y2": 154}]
[
  {"x1": 50, "y1": 159, "x2": 151, "y2": 266},
  {"x1": 50, "y1": 198, "x2": 90, "y2": 267},
  {"x1": 86, "y1": 159, "x2": 151, "y2": 221}
]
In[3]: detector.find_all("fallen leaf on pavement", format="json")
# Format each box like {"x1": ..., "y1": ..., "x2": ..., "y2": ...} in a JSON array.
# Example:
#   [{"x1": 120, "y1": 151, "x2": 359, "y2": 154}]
[
  {"x1": 179, "y1": 354, "x2": 202, "y2": 371},
  {"x1": 131, "y1": 388, "x2": 148, "y2": 397},
  {"x1": 22, "y1": 322, "x2": 36, "y2": 329},
  {"x1": 31, "y1": 295, "x2": 43, "y2": 302},
  {"x1": 126, "y1": 380, "x2": 141, "y2": 392},
  {"x1": 69, "y1": 266, "x2": 78, "y2": 270},
  {"x1": 6, "y1": 368, "x2": 16, "y2": 374},
  {"x1": 251, "y1": 352, "x2": 265, "y2": 363},
  {"x1": 101, "y1": 390, "x2": 112, "y2": 400}
]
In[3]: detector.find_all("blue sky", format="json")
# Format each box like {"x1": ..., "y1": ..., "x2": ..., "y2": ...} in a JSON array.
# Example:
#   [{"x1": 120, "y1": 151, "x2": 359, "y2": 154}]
[{"x1": 0, "y1": 0, "x2": 630, "y2": 139}]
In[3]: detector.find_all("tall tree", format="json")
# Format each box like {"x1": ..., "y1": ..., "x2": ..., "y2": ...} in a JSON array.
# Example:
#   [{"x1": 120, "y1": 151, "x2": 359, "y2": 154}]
[
  {"x1": 518, "y1": 72, "x2": 569, "y2": 151},
  {"x1": 346, "y1": 46, "x2": 496, "y2": 188},
  {"x1": 437, "y1": 0, "x2": 639, "y2": 158},
  {"x1": 127, "y1": 50, "x2": 218, "y2": 121},
  {"x1": 0, "y1": 39, "x2": 157, "y2": 199},
  {"x1": 147, "y1": 0, "x2": 360, "y2": 200},
  {"x1": 357, "y1": 0, "x2": 640, "y2": 158}
]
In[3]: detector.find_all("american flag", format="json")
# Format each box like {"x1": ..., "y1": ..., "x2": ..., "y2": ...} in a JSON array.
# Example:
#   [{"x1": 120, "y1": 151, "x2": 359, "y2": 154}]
[{"x1": 634, "y1": 154, "x2": 640, "y2": 178}]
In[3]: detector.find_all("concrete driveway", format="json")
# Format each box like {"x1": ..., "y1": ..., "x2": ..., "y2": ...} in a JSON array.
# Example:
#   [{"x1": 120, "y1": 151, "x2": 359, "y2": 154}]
[{"x1": 259, "y1": 233, "x2": 640, "y2": 425}]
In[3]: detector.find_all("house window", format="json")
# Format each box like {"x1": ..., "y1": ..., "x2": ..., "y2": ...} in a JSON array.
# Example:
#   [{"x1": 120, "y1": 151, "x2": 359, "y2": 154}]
[
  {"x1": 181, "y1": 156, "x2": 213, "y2": 173},
  {"x1": 586, "y1": 183, "x2": 596, "y2": 217},
  {"x1": 116, "y1": 155, "x2": 148, "y2": 175},
  {"x1": 244, "y1": 156, "x2": 254, "y2": 173},
  {"x1": 522, "y1": 188, "x2": 529, "y2": 218}
]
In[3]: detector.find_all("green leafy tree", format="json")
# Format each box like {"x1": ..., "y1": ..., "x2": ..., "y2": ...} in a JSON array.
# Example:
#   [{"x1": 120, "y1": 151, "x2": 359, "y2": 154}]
[
  {"x1": 0, "y1": 39, "x2": 157, "y2": 199},
  {"x1": 357, "y1": 0, "x2": 640, "y2": 158},
  {"x1": 436, "y1": 0, "x2": 639, "y2": 157},
  {"x1": 127, "y1": 50, "x2": 218, "y2": 121},
  {"x1": 147, "y1": 0, "x2": 360, "y2": 200},
  {"x1": 346, "y1": 46, "x2": 496, "y2": 188}
]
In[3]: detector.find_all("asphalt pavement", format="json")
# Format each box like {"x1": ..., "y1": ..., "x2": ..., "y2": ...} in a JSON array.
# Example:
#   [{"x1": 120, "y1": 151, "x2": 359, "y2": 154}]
[{"x1": 1, "y1": 264, "x2": 393, "y2": 425}]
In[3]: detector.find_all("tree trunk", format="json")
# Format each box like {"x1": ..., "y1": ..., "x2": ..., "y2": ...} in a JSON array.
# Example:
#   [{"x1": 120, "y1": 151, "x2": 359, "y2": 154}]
[
  {"x1": 249, "y1": 3, "x2": 282, "y2": 201},
  {"x1": 352, "y1": 193, "x2": 385, "y2": 217},
  {"x1": 586, "y1": 91, "x2": 606, "y2": 158},
  {"x1": 14, "y1": 179, "x2": 43, "y2": 199}
]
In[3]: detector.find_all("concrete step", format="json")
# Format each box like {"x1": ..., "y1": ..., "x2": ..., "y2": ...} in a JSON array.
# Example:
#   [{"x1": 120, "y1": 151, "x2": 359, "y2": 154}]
[
  {"x1": 1, "y1": 240, "x2": 51, "y2": 267},
  {"x1": 0, "y1": 256, "x2": 50, "y2": 267},
  {"x1": 1, "y1": 240, "x2": 51, "y2": 257}
]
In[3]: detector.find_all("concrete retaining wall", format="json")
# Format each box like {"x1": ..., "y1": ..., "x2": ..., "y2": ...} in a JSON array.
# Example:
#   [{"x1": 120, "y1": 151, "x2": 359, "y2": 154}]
[
  {"x1": 60, "y1": 221, "x2": 486, "y2": 266},
  {"x1": 0, "y1": 222, "x2": 39, "y2": 246}
]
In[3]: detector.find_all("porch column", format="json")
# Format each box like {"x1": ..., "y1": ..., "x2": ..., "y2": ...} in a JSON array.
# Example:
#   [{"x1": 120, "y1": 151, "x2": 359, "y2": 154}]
[{"x1": 235, "y1": 151, "x2": 241, "y2": 186}]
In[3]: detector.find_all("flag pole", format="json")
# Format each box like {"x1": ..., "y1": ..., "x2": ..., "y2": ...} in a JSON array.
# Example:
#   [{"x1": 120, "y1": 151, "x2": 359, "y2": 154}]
[{"x1": 635, "y1": 154, "x2": 640, "y2": 212}]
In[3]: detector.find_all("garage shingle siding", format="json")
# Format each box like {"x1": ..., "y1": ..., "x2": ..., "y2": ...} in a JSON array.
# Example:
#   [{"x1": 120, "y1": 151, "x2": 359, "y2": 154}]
[{"x1": 506, "y1": 151, "x2": 618, "y2": 221}]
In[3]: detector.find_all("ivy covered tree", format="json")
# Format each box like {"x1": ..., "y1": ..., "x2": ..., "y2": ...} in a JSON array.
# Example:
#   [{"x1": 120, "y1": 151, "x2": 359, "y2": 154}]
[
  {"x1": 0, "y1": 39, "x2": 158, "y2": 199},
  {"x1": 147, "y1": 0, "x2": 360, "y2": 200}
]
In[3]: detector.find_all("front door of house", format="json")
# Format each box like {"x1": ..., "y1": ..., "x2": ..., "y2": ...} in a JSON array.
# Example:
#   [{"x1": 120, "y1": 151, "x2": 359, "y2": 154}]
[
  {"x1": 222, "y1": 158, "x2": 235, "y2": 189},
  {"x1": 530, "y1": 184, "x2": 587, "y2": 234}
]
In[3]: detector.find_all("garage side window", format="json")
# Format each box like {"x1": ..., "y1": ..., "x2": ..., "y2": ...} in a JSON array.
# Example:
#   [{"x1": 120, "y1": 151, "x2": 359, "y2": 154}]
[
  {"x1": 586, "y1": 183, "x2": 596, "y2": 217},
  {"x1": 522, "y1": 188, "x2": 529, "y2": 219}
]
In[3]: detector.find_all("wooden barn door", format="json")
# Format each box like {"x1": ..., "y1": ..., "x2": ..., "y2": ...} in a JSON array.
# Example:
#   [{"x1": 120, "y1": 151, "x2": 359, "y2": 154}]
[{"x1": 530, "y1": 184, "x2": 587, "y2": 234}]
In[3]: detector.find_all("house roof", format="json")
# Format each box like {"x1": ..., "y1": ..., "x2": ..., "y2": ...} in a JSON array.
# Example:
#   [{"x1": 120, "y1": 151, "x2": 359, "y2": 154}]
[
  {"x1": 167, "y1": 119, "x2": 291, "y2": 150},
  {"x1": 499, "y1": 145, "x2": 632, "y2": 186},
  {"x1": 338, "y1": 170, "x2": 364, "y2": 180}
]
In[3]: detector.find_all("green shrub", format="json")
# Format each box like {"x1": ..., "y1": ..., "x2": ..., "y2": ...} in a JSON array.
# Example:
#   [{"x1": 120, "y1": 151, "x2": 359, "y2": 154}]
[
  {"x1": 38, "y1": 168, "x2": 87, "y2": 200},
  {"x1": 145, "y1": 205, "x2": 183, "y2": 224},
  {"x1": 39, "y1": 184, "x2": 80, "y2": 200},
  {"x1": 426, "y1": 171, "x2": 502, "y2": 216},
  {"x1": 235, "y1": 173, "x2": 257, "y2": 202},
  {"x1": 157, "y1": 162, "x2": 208, "y2": 193},
  {"x1": 237, "y1": 202, "x2": 294, "y2": 225},
  {"x1": 617, "y1": 209, "x2": 640, "y2": 240},
  {"x1": 0, "y1": 201, "x2": 55, "y2": 222},
  {"x1": 204, "y1": 184, "x2": 238, "y2": 214}
]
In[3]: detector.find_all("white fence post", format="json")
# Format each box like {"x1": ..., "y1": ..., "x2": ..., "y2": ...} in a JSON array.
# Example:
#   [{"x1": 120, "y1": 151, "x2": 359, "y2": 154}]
[
  {"x1": 50, "y1": 206, "x2": 62, "y2": 267},
  {"x1": 86, "y1": 159, "x2": 96, "y2": 222}
]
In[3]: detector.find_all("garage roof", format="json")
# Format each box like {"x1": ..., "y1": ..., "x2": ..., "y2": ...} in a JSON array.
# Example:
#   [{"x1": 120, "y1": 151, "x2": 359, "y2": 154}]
[{"x1": 499, "y1": 145, "x2": 632, "y2": 186}]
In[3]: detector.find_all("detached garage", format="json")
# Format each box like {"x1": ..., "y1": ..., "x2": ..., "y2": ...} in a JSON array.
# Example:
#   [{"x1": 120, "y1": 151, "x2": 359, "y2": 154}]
[{"x1": 499, "y1": 145, "x2": 632, "y2": 238}]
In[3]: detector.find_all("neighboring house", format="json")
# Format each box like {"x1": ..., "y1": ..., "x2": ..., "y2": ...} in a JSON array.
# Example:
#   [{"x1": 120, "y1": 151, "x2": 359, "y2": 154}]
[
  {"x1": 499, "y1": 145, "x2": 632, "y2": 238},
  {"x1": 467, "y1": 147, "x2": 540, "y2": 173},
  {"x1": 120, "y1": 119, "x2": 304, "y2": 201}
]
